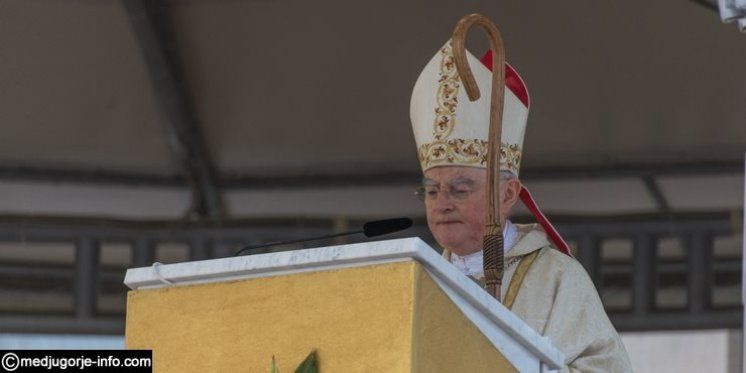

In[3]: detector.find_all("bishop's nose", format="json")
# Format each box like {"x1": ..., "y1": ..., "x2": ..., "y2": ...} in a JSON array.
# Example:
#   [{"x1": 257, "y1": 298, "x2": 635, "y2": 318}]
[{"x1": 431, "y1": 191, "x2": 456, "y2": 213}]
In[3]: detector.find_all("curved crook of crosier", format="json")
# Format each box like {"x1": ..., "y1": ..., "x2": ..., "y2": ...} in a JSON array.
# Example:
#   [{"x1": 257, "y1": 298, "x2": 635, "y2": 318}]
[{"x1": 450, "y1": 13, "x2": 506, "y2": 228}]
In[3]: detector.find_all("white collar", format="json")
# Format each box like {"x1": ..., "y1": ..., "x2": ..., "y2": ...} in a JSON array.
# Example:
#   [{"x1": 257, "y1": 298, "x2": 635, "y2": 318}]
[{"x1": 449, "y1": 220, "x2": 518, "y2": 278}]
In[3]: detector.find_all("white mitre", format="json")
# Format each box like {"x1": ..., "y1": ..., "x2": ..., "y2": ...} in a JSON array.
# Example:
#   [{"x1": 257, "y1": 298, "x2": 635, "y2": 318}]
[{"x1": 410, "y1": 40, "x2": 530, "y2": 176}]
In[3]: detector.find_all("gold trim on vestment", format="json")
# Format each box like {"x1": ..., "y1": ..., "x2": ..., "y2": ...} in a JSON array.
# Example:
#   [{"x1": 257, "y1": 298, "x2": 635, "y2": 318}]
[{"x1": 503, "y1": 250, "x2": 540, "y2": 310}]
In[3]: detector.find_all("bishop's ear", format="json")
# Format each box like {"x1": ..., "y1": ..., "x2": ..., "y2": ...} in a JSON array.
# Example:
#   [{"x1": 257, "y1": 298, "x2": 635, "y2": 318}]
[{"x1": 500, "y1": 178, "x2": 522, "y2": 220}]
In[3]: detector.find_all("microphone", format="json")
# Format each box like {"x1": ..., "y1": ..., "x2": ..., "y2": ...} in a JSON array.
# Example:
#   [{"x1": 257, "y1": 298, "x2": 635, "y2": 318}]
[
  {"x1": 234, "y1": 217, "x2": 413, "y2": 256},
  {"x1": 362, "y1": 217, "x2": 413, "y2": 237}
]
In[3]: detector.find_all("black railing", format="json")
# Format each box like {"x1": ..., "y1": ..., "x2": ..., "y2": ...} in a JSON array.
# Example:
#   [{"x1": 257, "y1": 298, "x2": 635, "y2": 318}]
[{"x1": 0, "y1": 212, "x2": 741, "y2": 334}]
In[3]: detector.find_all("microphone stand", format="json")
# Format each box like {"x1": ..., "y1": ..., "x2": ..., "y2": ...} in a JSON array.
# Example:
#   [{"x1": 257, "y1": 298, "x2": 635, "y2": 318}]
[{"x1": 234, "y1": 229, "x2": 364, "y2": 256}]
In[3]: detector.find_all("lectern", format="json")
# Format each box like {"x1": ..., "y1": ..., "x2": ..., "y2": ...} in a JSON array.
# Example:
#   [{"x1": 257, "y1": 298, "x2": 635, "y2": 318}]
[{"x1": 124, "y1": 238, "x2": 564, "y2": 372}]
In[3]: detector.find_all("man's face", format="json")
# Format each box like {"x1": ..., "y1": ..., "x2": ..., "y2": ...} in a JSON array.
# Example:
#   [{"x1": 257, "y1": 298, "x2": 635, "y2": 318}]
[{"x1": 422, "y1": 166, "x2": 488, "y2": 256}]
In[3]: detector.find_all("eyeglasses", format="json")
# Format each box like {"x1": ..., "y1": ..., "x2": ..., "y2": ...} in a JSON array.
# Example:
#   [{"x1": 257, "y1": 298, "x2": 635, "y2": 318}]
[{"x1": 414, "y1": 180, "x2": 477, "y2": 202}]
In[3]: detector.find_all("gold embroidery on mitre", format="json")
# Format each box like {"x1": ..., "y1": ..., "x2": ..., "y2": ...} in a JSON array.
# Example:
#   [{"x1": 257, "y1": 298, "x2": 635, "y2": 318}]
[
  {"x1": 433, "y1": 42, "x2": 460, "y2": 140},
  {"x1": 500, "y1": 143, "x2": 522, "y2": 173},
  {"x1": 418, "y1": 140, "x2": 522, "y2": 174}
]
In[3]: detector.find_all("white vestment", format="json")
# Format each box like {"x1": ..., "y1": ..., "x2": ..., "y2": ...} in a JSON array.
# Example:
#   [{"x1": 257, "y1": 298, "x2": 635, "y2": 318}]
[{"x1": 443, "y1": 224, "x2": 632, "y2": 372}]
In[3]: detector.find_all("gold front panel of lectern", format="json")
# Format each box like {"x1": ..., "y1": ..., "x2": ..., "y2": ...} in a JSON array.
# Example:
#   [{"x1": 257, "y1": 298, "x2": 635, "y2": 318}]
[{"x1": 126, "y1": 261, "x2": 516, "y2": 372}]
